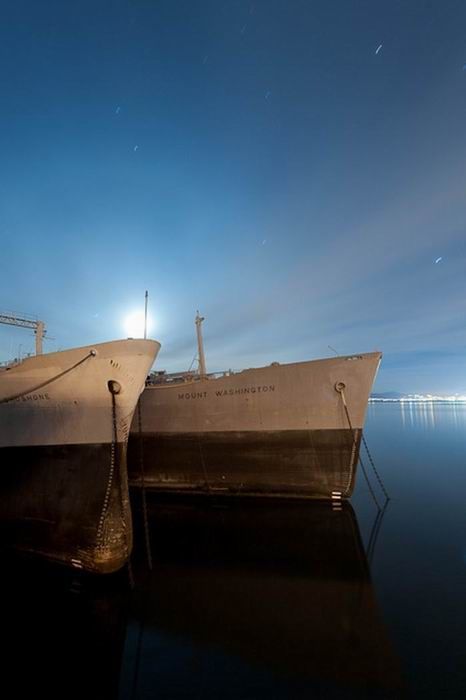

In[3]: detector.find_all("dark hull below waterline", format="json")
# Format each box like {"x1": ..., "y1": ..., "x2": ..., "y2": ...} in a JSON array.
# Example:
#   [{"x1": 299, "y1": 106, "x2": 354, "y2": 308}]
[
  {"x1": 128, "y1": 428, "x2": 361, "y2": 498},
  {"x1": 0, "y1": 443, "x2": 133, "y2": 574}
]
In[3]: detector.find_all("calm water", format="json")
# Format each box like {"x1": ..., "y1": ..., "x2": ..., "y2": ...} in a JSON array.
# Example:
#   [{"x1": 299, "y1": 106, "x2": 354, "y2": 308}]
[{"x1": 2, "y1": 402, "x2": 465, "y2": 699}]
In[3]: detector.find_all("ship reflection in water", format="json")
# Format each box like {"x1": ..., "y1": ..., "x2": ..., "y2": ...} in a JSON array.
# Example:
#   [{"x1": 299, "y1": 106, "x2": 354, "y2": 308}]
[
  {"x1": 0, "y1": 556, "x2": 129, "y2": 699},
  {"x1": 0, "y1": 497, "x2": 402, "y2": 699},
  {"x1": 122, "y1": 498, "x2": 402, "y2": 698}
]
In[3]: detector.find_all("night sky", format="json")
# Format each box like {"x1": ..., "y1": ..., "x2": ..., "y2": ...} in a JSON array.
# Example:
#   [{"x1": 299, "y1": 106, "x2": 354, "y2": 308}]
[{"x1": 1, "y1": 1, "x2": 466, "y2": 394}]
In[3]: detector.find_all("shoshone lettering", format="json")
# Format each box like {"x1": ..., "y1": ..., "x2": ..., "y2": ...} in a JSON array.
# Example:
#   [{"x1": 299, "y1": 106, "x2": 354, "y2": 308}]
[
  {"x1": 215, "y1": 385, "x2": 275, "y2": 397},
  {"x1": 15, "y1": 393, "x2": 50, "y2": 402}
]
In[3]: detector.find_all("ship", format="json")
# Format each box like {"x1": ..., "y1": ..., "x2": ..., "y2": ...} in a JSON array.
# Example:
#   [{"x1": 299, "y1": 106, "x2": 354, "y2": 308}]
[
  {"x1": 128, "y1": 314, "x2": 381, "y2": 499},
  {"x1": 0, "y1": 337, "x2": 160, "y2": 573}
]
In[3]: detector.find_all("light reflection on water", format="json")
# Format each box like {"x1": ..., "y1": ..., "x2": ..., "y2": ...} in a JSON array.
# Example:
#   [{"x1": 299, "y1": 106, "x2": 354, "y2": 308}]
[
  {"x1": 398, "y1": 399, "x2": 438, "y2": 429},
  {"x1": 370, "y1": 399, "x2": 466, "y2": 432},
  {"x1": 1, "y1": 402, "x2": 465, "y2": 699}
]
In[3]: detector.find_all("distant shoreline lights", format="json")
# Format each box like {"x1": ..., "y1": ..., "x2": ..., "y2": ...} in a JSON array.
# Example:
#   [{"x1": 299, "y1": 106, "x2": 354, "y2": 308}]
[{"x1": 370, "y1": 395, "x2": 466, "y2": 403}]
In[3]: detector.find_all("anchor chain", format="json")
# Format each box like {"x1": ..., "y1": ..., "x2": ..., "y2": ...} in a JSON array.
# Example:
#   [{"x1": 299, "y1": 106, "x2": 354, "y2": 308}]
[
  {"x1": 137, "y1": 398, "x2": 153, "y2": 570},
  {"x1": 366, "y1": 498, "x2": 390, "y2": 565},
  {"x1": 335, "y1": 381, "x2": 389, "y2": 505},
  {"x1": 359, "y1": 454, "x2": 382, "y2": 510},
  {"x1": 334, "y1": 382, "x2": 359, "y2": 497},
  {"x1": 96, "y1": 379, "x2": 133, "y2": 585},
  {"x1": 113, "y1": 384, "x2": 133, "y2": 585},
  {"x1": 361, "y1": 432, "x2": 390, "y2": 501},
  {"x1": 95, "y1": 379, "x2": 134, "y2": 584},
  {"x1": 96, "y1": 380, "x2": 121, "y2": 548}
]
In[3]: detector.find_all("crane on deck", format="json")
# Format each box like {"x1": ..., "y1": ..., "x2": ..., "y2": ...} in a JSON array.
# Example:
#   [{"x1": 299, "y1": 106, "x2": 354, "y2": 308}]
[{"x1": 0, "y1": 313, "x2": 46, "y2": 355}]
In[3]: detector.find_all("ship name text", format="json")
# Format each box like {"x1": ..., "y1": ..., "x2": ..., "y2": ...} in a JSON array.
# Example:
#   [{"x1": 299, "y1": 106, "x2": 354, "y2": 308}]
[
  {"x1": 177, "y1": 385, "x2": 275, "y2": 400},
  {"x1": 14, "y1": 393, "x2": 51, "y2": 402}
]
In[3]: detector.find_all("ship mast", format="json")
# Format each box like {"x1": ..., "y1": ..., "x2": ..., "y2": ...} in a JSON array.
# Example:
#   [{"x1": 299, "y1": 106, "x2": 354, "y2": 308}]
[
  {"x1": 0, "y1": 312, "x2": 46, "y2": 355},
  {"x1": 195, "y1": 311, "x2": 207, "y2": 377},
  {"x1": 144, "y1": 290, "x2": 148, "y2": 339}
]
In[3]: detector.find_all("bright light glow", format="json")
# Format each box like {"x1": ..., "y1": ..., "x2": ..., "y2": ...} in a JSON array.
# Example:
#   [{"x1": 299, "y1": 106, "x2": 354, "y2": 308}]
[
  {"x1": 370, "y1": 394, "x2": 466, "y2": 403},
  {"x1": 123, "y1": 310, "x2": 154, "y2": 338}
]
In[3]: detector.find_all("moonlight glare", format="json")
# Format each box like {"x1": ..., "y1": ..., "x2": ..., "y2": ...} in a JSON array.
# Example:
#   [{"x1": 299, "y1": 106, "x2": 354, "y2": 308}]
[{"x1": 123, "y1": 310, "x2": 154, "y2": 338}]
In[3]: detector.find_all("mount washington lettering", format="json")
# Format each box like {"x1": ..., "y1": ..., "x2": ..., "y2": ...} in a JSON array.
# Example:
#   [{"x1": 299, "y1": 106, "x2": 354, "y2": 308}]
[{"x1": 178, "y1": 385, "x2": 276, "y2": 400}]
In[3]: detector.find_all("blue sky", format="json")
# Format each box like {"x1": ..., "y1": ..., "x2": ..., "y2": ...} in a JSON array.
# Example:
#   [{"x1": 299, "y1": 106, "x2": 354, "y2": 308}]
[{"x1": 1, "y1": 1, "x2": 466, "y2": 393}]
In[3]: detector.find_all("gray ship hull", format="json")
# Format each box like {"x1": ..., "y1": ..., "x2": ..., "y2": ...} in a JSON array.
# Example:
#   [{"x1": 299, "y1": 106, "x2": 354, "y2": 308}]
[{"x1": 129, "y1": 352, "x2": 380, "y2": 498}]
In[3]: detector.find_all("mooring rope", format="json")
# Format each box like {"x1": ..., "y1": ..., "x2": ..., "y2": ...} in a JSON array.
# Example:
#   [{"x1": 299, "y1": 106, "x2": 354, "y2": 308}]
[{"x1": 0, "y1": 350, "x2": 96, "y2": 404}]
